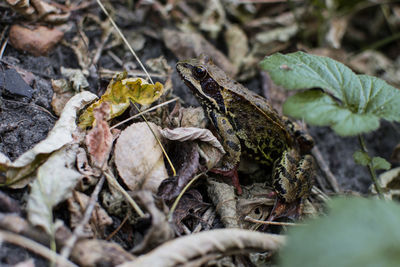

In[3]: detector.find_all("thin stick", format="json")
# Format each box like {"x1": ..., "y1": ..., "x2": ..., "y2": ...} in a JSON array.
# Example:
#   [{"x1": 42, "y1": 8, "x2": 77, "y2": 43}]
[
  {"x1": 0, "y1": 230, "x2": 77, "y2": 267},
  {"x1": 110, "y1": 97, "x2": 179, "y2": 129},
  {"x1": 167, "y1": 173, "x2": 204, "y2": 222},
  {"x1": 244, "y1": 216, "x2": 304, "y2": 226},
  {"x1": 312, "y1": 146, "x2": 340, "y2": 193},
  {"x1": 60, "y1": 175, "x2": 105, "y2": 259},
  {"x1": 105, "y1": 213, "x2": 129, "y2": 241},
  {"x1": 95, "y1": 0, "x2": 154, "y2": 84},
  {"x1": 103, "y1": 169, "x2": 145, "y2": 217}
]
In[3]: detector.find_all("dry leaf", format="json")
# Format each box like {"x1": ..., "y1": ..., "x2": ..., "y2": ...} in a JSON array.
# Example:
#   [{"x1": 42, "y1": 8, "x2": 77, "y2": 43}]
[
  {"x1": 115, "y1": 122, "x2": 167, "y2": 193},
  {"x1": 51, "y1": 79, "x2": 74, "y2": 116},
  {"x1": 67, "y1": 191, "x2": 113, "y2": 238},
  {"x1": 79, "y1": 73, "x2": 164, "y2": 129},
  {"x1": 225, "y1": 24, "x2": 248, "y2": 69},
  {"x1": 60, "y1": 67, "x2": 89, "y2": 92},
  {"x1": 27, "y1": 144, "x2": 81, "y2": 235},
  {"x1": 371, "y1": 167, "x2": 400, "y2": 200},
  {"x1": 85, "y1": 102, "x2": 113, "y2": 169},
  {"x1": 118, "y1": 229, "x2": 285, "y2": 267},
  {"x1": 162, "y1": 29, "x2": 237, "y2": 77},
  {"x1": 1, "y1": 91, "x2": 97, "y2": 188},
  {"x1": 9, "y1": 25, "x2": 64, "y2": 57},
  {"x1": 130, "y1": 191, "x2": 174, "y2": 254},
  {"x1": 71, "y1": 239, "x2": 135, "y2": 266},
  {"x1": 6, "y1": 0, "x2": 70, "y2": 23},
  {"x1": 325, "y1": 16, "x2": 349, "y2": 49}
]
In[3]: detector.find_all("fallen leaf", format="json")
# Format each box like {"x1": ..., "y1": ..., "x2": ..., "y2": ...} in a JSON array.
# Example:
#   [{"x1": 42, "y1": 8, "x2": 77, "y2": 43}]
[
  {"x1": 118, "y1": 229, "x2": 285, "y2": 267},
  {"x1": 225, "y1": 24, "x2": 248, "y2": 69},
  {"x1": 51, "y1": 79, "x2": 74, "y2": 116},
  {"x1": 6, "y1": 0, "x2": 70, "y2": 23},
  {"x1": 9, "y1": 24, "x2": 64, "y2": 56},
  {"x1": 79, "y1": 73, "x2": 164, "y2": 129},
  {"x1": 325, "y1": 16, "x2": 349, "y2": 49},
  {"x1": 130, "y1": 191, "x2": 174, "y2": 254},
  {"x1": 1, "y1": 91, "x2": 97, "y2": 188},
  {"x1": 85, "y1": 102, "x2": 113, "y2": 169},
  {"x1": 162, "y1": 29, "x2": 237, "y2": 77},
  {"x1": 60, "y1": 67, "x2": 89, "y2": 92},
  {"x1": 67, "y1": 191, "x2": 113, "y2": 238},
  {"x1": 71, "y1": 239, "x2": 135, "y2": 266},
  {"x1": 27, "y1": 144, "x2": 81, "y2": 235},
  {"x1": 115, "y1": 122, "x2": 167, "y2": 193}
]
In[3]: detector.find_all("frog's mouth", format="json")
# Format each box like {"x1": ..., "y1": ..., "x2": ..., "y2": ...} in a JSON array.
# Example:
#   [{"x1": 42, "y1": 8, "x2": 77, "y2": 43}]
[{"x1": 176, "y1": 63, "x2": 203, "y2": 97}]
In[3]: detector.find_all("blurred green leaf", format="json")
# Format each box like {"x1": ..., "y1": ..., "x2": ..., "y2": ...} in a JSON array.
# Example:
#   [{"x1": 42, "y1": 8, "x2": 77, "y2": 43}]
[
  {"x1": 353, "y1": 150, "x2": 371, "y2": 166},
  {"x1": 372, "y1": 157, "x2": 391, "y2": 171},
  {"x1": 280, "y1": 197, "x2": 400, "y2": 267}
]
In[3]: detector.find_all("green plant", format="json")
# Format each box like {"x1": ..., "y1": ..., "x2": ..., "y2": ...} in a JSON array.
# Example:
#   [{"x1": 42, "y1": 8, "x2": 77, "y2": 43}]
[{"x1": 260, "y1": 52, "x2": 398, "y2": 197}]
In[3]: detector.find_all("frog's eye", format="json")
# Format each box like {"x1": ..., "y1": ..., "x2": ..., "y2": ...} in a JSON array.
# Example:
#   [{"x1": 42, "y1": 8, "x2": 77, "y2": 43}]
[{"x1": 192, "y1": 67, "x2": 207, "y2": 80}]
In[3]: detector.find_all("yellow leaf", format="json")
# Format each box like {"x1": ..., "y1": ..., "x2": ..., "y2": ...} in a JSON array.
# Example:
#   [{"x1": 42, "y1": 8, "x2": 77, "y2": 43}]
[{"x1": 78, "y1": 73, "x2": 164, "y2": 129}]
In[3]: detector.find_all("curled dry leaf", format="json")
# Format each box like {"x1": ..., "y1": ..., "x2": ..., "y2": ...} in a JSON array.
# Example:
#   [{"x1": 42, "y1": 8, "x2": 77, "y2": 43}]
[
  {"x1": 9, "y1": 25, "x2": 64, "y2": 57},
  {"x1": 27, "y1": 144, "x2": 81, "y2": 235},
  {"x1": 160, "y1": 127, "x2": 225, "y2": 154},
  {"x1": 118, "y1": 229, "x2": 285, "y2": 267},
  {"x1": 162, "y1": 29, "x2": 237, "y2": 77},
  {"x1": 71, "y1": 239, "x2": 135, "y2": 267},
  {"x1": 370, "y1": 167, "x2": 400, "y2": 200},
  {"x1": 115, "y1": 122, "x2": 167, "y2": 193},
  {"x1": 225, "y1": 24, "x2": 249, "y2": 69},
  {"x1": 51, "y1": 79, "x2": 74, "y2": 116},
  {"x1": 67, "y1": 191, "x2": 113, "y2": 238},
  {"x1": 199, "y1": 0, "x2": 226, "y2": 38},
  {"x1": 60, "y1": 67, "x2": 90, "y2": 92},
  {"x1": 325, "y1": 16, "x2": 349, "y2": 49},
  {"x1": 1, "y1": 91, "x2": 97, "y2": 188},
  {"x1": 85, "y1": 102, "x2": 113, "y2": 169},
  {"x1": 79, "y1": 73, "x2": 164, "y2": 129},
  {"x1": 130, "y1": 191, "x2": 174, "y2": 254},
  {"x1": 157, "y1": 142, "x2": 200, "y2": 202}
]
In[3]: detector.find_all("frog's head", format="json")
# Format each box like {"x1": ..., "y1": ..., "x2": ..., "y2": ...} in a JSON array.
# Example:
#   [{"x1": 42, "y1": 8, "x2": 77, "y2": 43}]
[{"x1": 176, "y1": 55, "x2": 227, "y2": 113}]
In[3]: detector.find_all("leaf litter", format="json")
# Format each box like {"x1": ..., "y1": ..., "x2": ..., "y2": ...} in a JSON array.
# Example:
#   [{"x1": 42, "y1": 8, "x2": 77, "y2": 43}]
[{"x1": 2, "y1": 0, "x2": 400, "y2": 266}]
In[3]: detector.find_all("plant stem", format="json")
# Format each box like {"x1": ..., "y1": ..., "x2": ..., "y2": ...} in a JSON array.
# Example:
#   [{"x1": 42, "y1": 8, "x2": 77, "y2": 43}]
[{"x1": 358, "y1": 135, "x2": 384, "y2": 199}]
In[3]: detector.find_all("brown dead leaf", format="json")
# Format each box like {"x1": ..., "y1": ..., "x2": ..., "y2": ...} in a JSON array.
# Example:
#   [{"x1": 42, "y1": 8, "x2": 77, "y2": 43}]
[
  {"x1": 162, "y1": 29, "x2": 237, "y2": 77},
  {"x1": 85, "y1": 102, "x2": 113, "y2": 169},
  {"x1": 71, "y1": 239, "x2": 135, "y2": 267},
  {"x1": 51, "y1": 79, "x2": 74, "y2": 116},
  {"x1": 115, "y1": 122, "x2": 167, "y2": 193},
  {"x1": 172, "y1": 190, "x2": 209, "y2": 234},
  {"x1": 325, "y1": 16, "x2": 349, "y2": 49},
  {"x1": 118, "y1": 229, "x2": 285, "y2": 267},
  {"x1": 157, "y1": 142, "x2": 200, "y2": 202},
  {"x1": 67, "y1": 191, "x2": 113, "y2": 238},
  {"x1": 371, "y1": 167, "x2": 400, "y2": 201},
  {"x1": 76, "y1": 148, "x2": 100, "y2": 191},
  {"x1": 9, "y1": 25, "x2": 64, "y2": 57},
  {"x1": 225, "y1": 24, "x2": 248, "y2": 69},
  {"x1": 130, "y1": 191, "x2": 174, "y2": 254}
]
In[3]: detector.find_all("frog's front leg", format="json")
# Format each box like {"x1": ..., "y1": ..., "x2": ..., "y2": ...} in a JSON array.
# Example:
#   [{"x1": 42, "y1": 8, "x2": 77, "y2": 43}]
[{"x1": 208, "y1": 111, "x2": 243, "y2": 194}]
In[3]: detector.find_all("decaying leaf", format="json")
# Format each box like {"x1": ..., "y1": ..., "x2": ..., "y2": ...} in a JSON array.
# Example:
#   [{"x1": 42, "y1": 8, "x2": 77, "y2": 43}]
[
  {"x1": 199, "y1": 0, "x2": 226, "y2": 38},
  {"x1": 76, "y1": 148, "x2": 101, "y2": 191},
  {"x1": 157, "y1": 142, "x2": 200, "y2": 202},
  {"x1": 370, "y1": 167, "x2": 400, "y2": 200},
  {"x1": 225, "y1": 24, "x2": 249, "y2": 68},
  {"x1": 79, "y1": 73, "x2": 164, "y2": 129},
  {"x1": 67, "y1": 191, "x2": 113, "y2": 238},
  {"x1": 51, "y1": 79, "x2": 74, "y2": 116},
  {"x1": 130, "y1": 191, "x2": 174, "y2": 254},
  {"x1": 1, "y1": 91, "x2": 97, "y2": 188},
  {"x1": 118, "y1": 229, "x2": 285, "y2": 267},
  {"x1": 85, "y1": 102, "x2": 113, "y2": 169},
  {"x1": 71, "y1": 239, "x2": 135, "y2": 266},
  {"x1": 27, "y1": 144, "x2": 81, "y2": 235},
  {"x1": 162, "y1": 29, "x2": 237, "y2": 77},
  {"x1": 61, "y1": 67, "x2": 90, "y2": 92},
  {"x1": 115, "y1": 122, "x2": 167, "y2": 193},
  {"x1": 172, "y1": 190, "x2": 209, "y2": 234},
  {"x1": 6, "y1": 0, "x2": 70, "y2": 23},
  {"x1": 325, "y1": 16, "x2": 349, "y2": 49}
]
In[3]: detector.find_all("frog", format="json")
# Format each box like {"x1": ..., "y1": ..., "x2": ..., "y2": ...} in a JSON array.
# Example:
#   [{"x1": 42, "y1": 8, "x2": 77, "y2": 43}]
[{"x1": 176, "y1": 55, "x2": 315, "y2": 221}]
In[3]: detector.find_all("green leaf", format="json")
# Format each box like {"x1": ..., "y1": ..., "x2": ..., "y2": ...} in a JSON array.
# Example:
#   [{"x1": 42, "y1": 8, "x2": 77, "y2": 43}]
[
  {"x1": 353, "y1": 150, "x2": 371, "y2": 166},
  {"x1": 280, "y1": 197, "x2": 400, "y2": 267},
  {"x1": 261, "y1": 52, "x2": 400, "y2": 136},
  {"x1": 372, "y1": 156, "x2": 391, "y2": 171}
]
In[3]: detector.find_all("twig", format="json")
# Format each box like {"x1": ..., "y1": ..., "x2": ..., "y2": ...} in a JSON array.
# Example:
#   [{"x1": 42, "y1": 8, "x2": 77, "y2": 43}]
[
  {"x1": 0, "y1": 230, "x2": 77, "y2": 267},
  {"x1": 312, "y1": 146, "x2": 341, "y2": 192},
  {"x1": 110, "y1": 97, "x2": 179, "y2": 129},
  {"x1": 60, "y1": 175, "x2": 105, "y2": 259},
  {"x1": 244, "y1": 216, "x2": 304, "y2": 226},
  {"x1": 103, "y1": 169, "x2": 145, "y2": 217},
  {"x1": 105, "y1": 213, "x2": 129, "y2": 241},
  {"x1": 95, "y1": 0, "x2": 154, "y2": 84}
]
